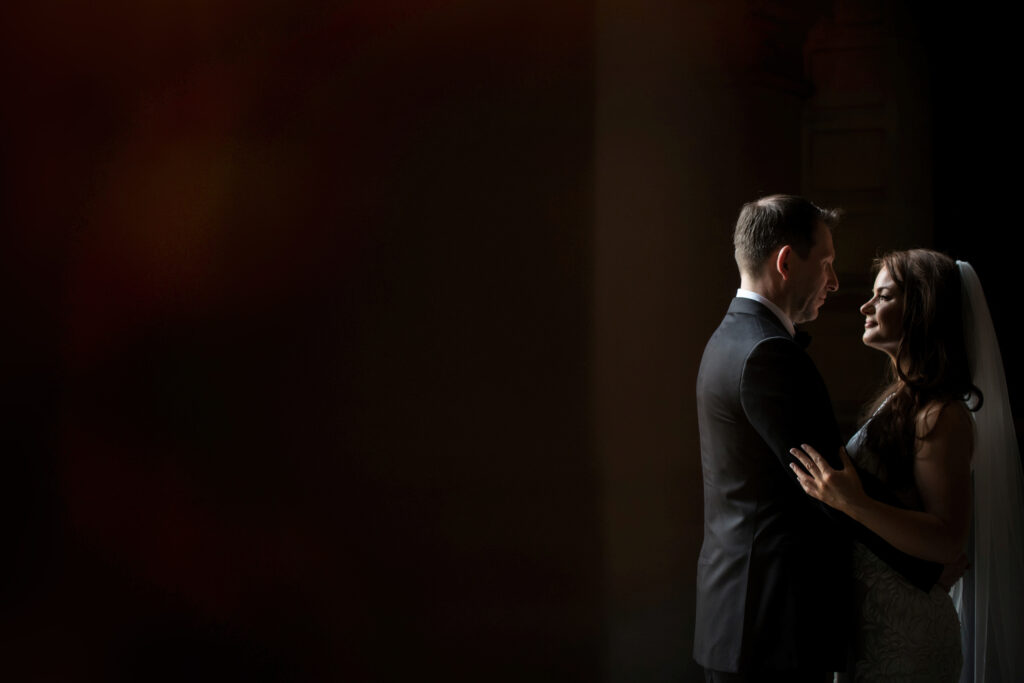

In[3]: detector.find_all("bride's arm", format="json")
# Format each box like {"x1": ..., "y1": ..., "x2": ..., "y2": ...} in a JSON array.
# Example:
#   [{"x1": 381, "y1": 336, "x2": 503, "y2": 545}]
[{"x1": 790, "y1": 401, "x2": 972, "y2": 564}]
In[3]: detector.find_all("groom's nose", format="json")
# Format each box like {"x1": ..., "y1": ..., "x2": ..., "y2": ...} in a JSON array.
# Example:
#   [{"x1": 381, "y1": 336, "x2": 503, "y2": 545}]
[{"x1": 826, "y1": 263, "x2": 838, "y2": 292}]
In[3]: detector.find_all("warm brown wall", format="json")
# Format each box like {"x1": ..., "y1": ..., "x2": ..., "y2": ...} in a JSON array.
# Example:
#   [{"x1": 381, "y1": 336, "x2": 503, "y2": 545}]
[{"x1": 1, "y1": 2, "x2": 601, "y2": 680}]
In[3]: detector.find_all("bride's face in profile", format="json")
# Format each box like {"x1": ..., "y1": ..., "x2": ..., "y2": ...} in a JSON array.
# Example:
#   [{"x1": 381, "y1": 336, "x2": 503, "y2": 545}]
[{"x1": 860, "y1": 267, "x2": 903, "y2": 358}]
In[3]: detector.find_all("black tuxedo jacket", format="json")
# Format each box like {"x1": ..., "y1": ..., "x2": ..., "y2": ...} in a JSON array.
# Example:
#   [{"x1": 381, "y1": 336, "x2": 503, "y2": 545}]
[{"x1": 693, "y1": 297, "x2": 941, "y2": 673}]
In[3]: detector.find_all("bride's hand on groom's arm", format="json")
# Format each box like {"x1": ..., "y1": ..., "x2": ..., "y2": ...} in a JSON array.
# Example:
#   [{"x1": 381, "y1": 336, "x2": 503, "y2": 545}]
[
  {"x1": 788, "y1": 444, "x2": 867, "y2": 514},
  {"x1": 792, "y1": 434, "x2": 971, "y2": 568}
]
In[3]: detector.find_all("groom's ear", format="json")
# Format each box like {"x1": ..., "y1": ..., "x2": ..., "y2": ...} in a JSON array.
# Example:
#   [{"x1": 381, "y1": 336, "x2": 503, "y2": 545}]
[{"x1": 776, "y1": 245, "x2": 792, "y2": 281}]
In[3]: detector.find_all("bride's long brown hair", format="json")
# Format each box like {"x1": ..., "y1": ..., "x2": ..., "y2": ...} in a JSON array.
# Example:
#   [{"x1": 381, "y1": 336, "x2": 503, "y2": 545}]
[{"x1": 861, "y1": 249, "x2": 982, "y2": 488}]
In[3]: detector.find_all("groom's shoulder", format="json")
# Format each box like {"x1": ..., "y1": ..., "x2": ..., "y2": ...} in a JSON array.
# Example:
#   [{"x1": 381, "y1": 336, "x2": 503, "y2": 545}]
[
  {"x1": 715, "y1": 299, "x2": 790, "y2": 342},
  {"x1": 701, "y1": 307, "x2": 794, "y2": 377}
]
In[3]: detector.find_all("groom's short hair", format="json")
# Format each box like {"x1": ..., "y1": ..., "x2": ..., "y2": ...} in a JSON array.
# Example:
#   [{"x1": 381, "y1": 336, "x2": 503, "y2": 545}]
[{"x1": 733, "y1": 194, "x2": 841, "y2": 276}]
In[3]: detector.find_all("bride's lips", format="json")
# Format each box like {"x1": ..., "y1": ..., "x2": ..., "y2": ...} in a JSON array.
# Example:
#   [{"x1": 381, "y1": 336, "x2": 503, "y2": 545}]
[{"x1": 864, "y1": 320, "x2": 877, "y2": 329}]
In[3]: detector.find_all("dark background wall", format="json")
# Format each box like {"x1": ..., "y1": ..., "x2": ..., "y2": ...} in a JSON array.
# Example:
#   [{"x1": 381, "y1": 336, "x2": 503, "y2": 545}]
[
  {"x1": 918, "y1": 3, "x2": 1022, "y2": 414},
  {"x1": 1, "y1": 2, "x2": 599, "y2": 680},
  {"x1": 0, "y1": 1, "x2": 1018, "y2": 681}
]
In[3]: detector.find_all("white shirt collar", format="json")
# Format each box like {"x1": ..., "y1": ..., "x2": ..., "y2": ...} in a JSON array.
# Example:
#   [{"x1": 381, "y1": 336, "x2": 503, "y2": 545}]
[{"x1": 736, "y1": 288, "x2": 796, "y2": 337}]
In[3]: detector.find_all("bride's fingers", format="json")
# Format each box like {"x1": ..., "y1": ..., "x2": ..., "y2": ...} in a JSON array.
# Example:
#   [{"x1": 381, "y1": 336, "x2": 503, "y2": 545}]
[
  {"x1": 789, "y1": 448, "x2": 820, "y2": 477},
  {"x1": 799, "y1": 443, "x2": 832, "y2": 472},
  {"x1": 788, "y1": 448, "x2": 810, "y2": 471},
  {"x1": 788, "y1": 463, "x2": 822, "y2": 498}
]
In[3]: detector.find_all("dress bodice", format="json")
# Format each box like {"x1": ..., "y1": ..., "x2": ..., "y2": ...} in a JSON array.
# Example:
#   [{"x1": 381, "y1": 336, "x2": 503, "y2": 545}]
[
  {"x1": 839, "y1": 419, "x2": 963, "y2": 683},
  {"x1": 846, "y1": 419, "x2": 924, "y2": 512}
]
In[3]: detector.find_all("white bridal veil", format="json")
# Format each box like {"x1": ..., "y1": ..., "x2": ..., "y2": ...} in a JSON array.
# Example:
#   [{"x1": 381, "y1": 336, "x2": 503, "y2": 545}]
[{"x1": 952, "y1": 261, "x2": 1024, "y2": 683}]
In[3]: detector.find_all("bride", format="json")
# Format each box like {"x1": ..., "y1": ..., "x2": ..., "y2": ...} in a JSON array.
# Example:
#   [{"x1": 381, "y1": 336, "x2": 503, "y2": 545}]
[{"x1": 789, "y1": 249, "x2": 1024, "y2": 682}]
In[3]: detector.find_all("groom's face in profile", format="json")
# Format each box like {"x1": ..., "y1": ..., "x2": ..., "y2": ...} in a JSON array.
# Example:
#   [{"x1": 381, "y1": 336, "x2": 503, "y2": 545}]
[{"x1": 788, "y1": 221, "x2": 838, "y2": 324}]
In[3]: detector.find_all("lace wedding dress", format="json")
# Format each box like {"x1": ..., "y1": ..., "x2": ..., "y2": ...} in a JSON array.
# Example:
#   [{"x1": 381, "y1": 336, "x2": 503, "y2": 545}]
[{"x1": 835, "y1": 423, "x2": 963, "y2": 683}]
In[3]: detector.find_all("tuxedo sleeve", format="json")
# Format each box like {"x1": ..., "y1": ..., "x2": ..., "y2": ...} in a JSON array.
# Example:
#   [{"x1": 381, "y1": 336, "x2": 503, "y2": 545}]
[{"x1": 740, "y1": 337, "x2": 942, "y2": 591}]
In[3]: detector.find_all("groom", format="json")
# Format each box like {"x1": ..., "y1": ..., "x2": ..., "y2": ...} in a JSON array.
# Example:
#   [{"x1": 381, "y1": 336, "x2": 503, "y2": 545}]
[{"x1": 693, "y1": 195, "x2": 941, "y2": 682}]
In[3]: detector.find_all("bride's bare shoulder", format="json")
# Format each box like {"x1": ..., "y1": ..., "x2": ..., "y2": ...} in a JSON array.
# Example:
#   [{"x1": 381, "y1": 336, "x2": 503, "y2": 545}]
[{"x1": 915, "y1": 399, "x2": 973, "y2": 454}]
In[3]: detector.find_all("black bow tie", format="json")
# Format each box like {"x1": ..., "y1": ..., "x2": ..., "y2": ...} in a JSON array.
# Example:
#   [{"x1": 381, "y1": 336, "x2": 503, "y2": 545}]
[{"x1": 794, "y1": 330, "x2": 812, "y2": 349}]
